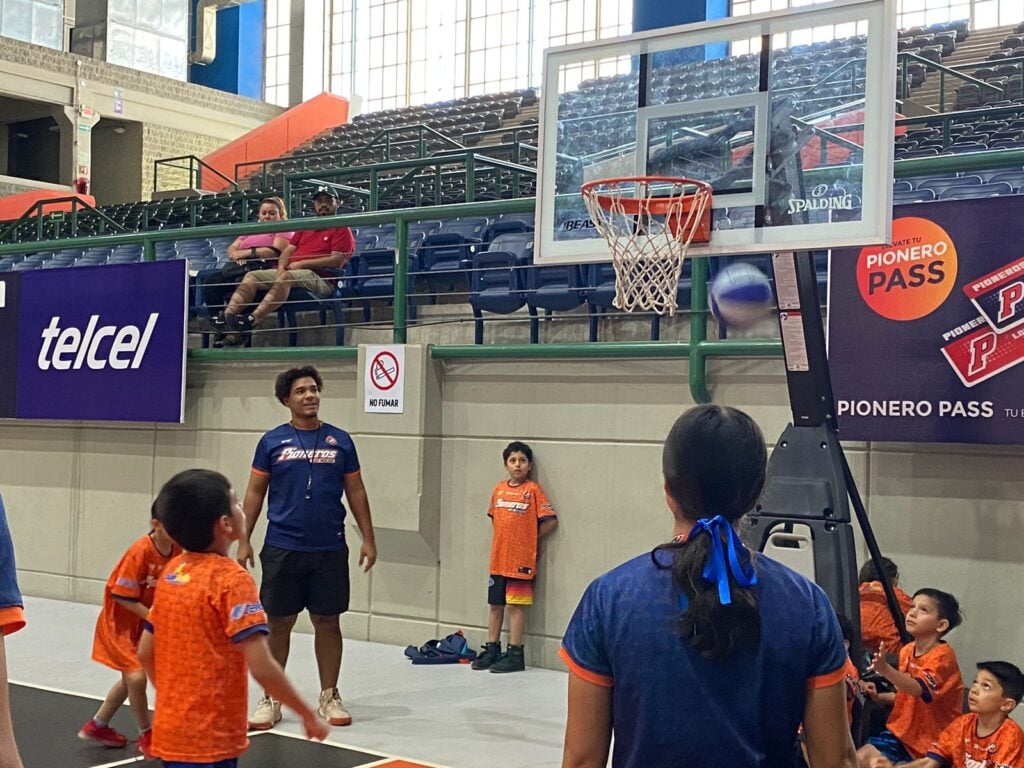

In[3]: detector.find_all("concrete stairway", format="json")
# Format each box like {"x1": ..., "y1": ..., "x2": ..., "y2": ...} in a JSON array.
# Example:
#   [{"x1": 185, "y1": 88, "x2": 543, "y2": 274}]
[{"x1": 907, "y1": 24, "x2": 1020, "y2": 111}]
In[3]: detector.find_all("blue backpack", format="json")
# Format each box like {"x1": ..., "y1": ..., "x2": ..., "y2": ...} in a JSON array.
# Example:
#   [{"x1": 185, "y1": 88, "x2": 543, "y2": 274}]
[{"x1": 403, "y1": 630, "x2": 478, "y2": 665}]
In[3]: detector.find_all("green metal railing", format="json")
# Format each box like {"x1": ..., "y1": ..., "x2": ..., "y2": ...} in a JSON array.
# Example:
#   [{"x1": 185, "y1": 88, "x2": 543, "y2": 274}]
[
  {"x1": 0, "y1": 196, "x2": 126, "y2": 244},
  {"x1": 0, "y1": 195, "x2": 776, "y2": 403},
  {"x1": 153, "y1": 155, "x2": 239, "y2": 194},
  {"x1": 281, "y1": 152, "x2": 537, "y2": 211},
  {"x1": 7, "y1": 147, "x2": 1024, "y2": 403},
  {"x1": 234, "y1": 124, "x2": 465, "y2": 191}
]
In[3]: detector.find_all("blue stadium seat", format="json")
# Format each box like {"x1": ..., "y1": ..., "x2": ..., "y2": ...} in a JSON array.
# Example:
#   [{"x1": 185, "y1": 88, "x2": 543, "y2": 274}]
[
  {"x1": 276, "y1": 279, "x2": 348, "y2": 347},
  {"x1": 917, "y1": 174, "x2": 982, "y2": 195},
  {"x1": 893, "y1": 188, "x2": 935, "y2": 204},
  {"x1": 584, "y1": 262, "x2": 691, "y2": 341},
  {"x1": 439, "y1": 217, "x2": 490, "y2": 241},
  {"x1": 468, "y1": 250, "x2": 528, "y2": 344},
  {"x1": 526, "y1": 265, "x2": 586, "y2": 343},
  {"x1": 486, "y1": 232, "x2": 534, "y2": 262},
  {"x1": 939, "y1": 182, "x2": 1014, "y2": 199}
]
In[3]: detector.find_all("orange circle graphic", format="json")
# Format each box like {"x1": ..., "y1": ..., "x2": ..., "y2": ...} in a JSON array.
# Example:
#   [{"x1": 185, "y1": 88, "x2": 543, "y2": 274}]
[{"x1": 856, "y1": 217, "x2": 958, "y2": 321}]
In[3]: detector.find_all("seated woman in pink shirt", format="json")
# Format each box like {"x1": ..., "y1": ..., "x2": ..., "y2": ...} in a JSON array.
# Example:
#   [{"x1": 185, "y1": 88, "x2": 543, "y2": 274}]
[{"x1": 204, "y1": 197, "x2": 293, "y2": 343}]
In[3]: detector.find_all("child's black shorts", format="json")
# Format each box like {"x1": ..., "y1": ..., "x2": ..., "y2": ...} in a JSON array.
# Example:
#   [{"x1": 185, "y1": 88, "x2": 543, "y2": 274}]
[{"x1": 487, "y1": 574, "x2": 534, "y2": 606}]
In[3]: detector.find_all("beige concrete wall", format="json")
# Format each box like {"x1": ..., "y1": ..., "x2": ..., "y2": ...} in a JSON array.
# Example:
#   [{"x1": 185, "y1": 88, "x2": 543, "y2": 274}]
[
  {"x1": 1, "y1": 352, "x2": 1021, "y2": 684},
  {"x1": 0, "y1": 37, "x2": 284, "y2": 202}
]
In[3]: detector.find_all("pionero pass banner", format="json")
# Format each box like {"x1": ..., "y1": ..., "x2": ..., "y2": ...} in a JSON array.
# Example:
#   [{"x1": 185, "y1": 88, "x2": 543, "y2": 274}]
[{"x1": 828, "y1": 196, "x2": 1024, "y2": 444}]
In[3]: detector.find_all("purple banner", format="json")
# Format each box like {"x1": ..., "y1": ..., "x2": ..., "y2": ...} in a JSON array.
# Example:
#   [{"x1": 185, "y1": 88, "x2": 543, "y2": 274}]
[
  {"x1": 829, "y1": 196, "x2": 1024, "y2": 444},
  {"x1": 0, "y1": 261, "x2": 187, "y2": 422}
]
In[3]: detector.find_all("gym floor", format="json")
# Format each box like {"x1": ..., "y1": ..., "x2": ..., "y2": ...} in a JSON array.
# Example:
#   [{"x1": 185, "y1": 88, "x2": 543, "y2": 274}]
[{"x1": 7, "y1": 597, "x2": 568, "y2": 768}]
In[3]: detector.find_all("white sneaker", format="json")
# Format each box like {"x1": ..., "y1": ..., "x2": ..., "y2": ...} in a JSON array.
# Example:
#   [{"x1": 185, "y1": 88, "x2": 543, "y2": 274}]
[
  {"x1": 318, "y1": 688, "x2": 352, "y2": 726},
  {"x1": 248, "y1": 696, "x2": 282, "y2": 730}
]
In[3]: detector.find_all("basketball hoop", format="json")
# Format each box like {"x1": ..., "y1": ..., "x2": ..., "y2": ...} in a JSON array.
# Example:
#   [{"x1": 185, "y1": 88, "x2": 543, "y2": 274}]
[{"x1": 581, "y1": 176, "x2": 712, "y2": 316}]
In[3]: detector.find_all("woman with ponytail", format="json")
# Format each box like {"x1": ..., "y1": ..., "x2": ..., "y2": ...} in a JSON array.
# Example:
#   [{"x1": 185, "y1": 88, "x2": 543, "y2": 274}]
[{"x1": 560, "y1": 405, "x2": 857, "y2": 768}]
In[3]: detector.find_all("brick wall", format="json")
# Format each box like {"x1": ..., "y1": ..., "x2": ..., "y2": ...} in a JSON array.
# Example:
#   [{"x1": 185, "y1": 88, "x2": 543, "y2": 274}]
[
  {"x1": 141, "y1": 126, "x2": 233, "y2": 198},
  {"x1": 0, "y1": 38, "x2": 282, "y2": 122}
]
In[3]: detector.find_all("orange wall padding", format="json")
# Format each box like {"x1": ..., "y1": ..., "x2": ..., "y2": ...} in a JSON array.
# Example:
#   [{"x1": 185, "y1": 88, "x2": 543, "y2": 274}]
[
  {"x1": 202, "y1": 92, "x2": 350, "y2": 192},
  {"x1": 0, "y1": 190, "x2": 95, "y2": 223}
]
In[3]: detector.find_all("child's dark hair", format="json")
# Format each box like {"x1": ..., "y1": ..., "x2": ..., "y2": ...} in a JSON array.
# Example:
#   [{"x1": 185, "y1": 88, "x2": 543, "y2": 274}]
[
  {"x1": 653, "y1": 405, "x2": 767, "y2": 661},
  {"x1": 156, "y1": 469, "x2": 233, "y2": 552},
  {"x1": 837, "y1": 613, "x2": 855, "y2": 647},
  {"x1": 150, "y1": 500, "x2": 160, "y2": 521},
  {"x1": 274, "y1": 366, "x2": 323, "y2": 404},
  {"x1": 502, "y1": 441, "x2": 533, "y2": 464},
  {"x1": 913, "y1": 588, "x2": 963, "y2": 635},
  {"x1": 977, "y1": 661, "x2": 1024, "y2": 705},
  {"x1": 858, "y1": 556, "x2": 899, "y2": 584}
]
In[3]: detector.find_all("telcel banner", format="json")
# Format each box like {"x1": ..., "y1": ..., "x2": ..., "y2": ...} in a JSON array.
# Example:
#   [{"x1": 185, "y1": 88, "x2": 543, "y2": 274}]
[
  {"x1": 829, "y1": 196, "x2": 1024, "y2": 444},
  {"x1": 0, "y1": 260, "x2": 188, "y2": 422}
]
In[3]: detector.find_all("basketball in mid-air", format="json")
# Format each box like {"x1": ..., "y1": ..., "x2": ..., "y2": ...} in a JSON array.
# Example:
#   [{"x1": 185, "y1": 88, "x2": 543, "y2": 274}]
[{"x1": 709, "y1": 262, "x2": 775, "y2": 328}]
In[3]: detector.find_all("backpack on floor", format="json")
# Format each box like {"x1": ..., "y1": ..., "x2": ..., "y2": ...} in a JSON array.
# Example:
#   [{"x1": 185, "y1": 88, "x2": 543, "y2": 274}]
[{"x1": 403, "y1": 630, "x2": 478, "y2": 665}]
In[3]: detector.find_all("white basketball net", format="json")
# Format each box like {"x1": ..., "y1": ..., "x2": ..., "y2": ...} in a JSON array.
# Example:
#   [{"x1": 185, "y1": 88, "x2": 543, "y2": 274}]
[{"x1": 582, "y1": 179, "x2": 712, "y2": 316}]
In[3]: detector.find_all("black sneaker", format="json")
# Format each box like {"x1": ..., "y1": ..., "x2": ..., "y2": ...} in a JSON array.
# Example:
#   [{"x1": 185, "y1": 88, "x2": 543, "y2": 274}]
[
  {"x1": 489, "y1": 645, "x2": 525, "y2": 673},
  {"x1": 204, "y1": 312, "x2": 228, "y2": 347},
  {"x1": 222, "y1": 313, "x2": 254, "y2": 348},
  {"x1": 471, "y1": 642, "x2": 502, "y2": 671}
]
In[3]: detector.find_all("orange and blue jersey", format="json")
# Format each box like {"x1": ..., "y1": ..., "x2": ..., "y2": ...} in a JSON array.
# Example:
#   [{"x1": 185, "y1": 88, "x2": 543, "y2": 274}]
[
  {"x1": 92, "y1": 532, "x2": 179, "y2": 672},
  {"x1": 560, "y1": 552, "x2": 848, "y2": 768},
  {"x1": 145, "y1": 552, "x2": 269, "y2": 763},
  {"x1": 0, "y1": 495, "x2": 24, "y2": 635},
  {"x1": 859, "y1": 581, "x2": 913, "y2": 655},
  {"x1": 487, "y1": 479, "x2": 555, "y2": 580},
  {"x1": 886, "y1": 641, "x2": 964, "y2": 759},
  {"x1": 252, "y1": 421, "x2": 361, "y2": 551},
  {"x1": 927, "y1": 712, "x2": 1024, "y2": 768}
]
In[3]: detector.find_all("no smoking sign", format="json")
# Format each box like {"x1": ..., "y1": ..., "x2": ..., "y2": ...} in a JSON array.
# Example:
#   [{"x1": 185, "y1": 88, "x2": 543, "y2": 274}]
[{"x1": 364, "y1": 345, "x2": 405, "y2": 413}]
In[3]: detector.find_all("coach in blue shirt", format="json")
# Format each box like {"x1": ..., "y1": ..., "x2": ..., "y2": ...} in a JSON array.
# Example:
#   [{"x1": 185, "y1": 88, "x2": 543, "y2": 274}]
[{"x1": 236, "y1": 366, "x2": 377, "y2": 731}]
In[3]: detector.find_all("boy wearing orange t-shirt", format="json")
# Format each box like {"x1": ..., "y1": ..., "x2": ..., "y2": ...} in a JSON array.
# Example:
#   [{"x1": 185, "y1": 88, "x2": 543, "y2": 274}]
[
  {"x1": 472, "y1": 442, "x2": 557, "y2": 674},
  {"x1": 857, "y1": 588, "x2": 965, "y2": 767},
  {"x1": 867, "y1": 660, "x2": 1024, "y2": 768},
  {"x1": 859, "y1": 557, "x2": 913, "y2": 657},
  {"x1": 138, "y1": 469, "x2": 328, "y2": 767},
  {"x1": 78, "y1": 505, "x2": 179, "y2": 756}
]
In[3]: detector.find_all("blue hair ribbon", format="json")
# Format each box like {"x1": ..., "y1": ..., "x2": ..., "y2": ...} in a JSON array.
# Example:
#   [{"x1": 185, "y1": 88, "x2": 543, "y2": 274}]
[{"x1": 688, "y1": 515, "x2": 757, "y2": 605}]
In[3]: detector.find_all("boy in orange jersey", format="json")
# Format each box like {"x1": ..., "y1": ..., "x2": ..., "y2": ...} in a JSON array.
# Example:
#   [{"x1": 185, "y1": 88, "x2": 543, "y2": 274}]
[
  {"x1": 857, "y1": 588, "x2": 965, "y2": 767},
  {"x1": 78, "y1": 504, "x2": 179, "y2": 756},
  {"x1": 868, "y1": 660, "x2": 1024, "y2": 768},
  {"x1": 138, "y1": 469, "x2": 328, "y2": 767},
  {"x1": 471, "y1": 441, "x2": 557, "y2": 673},
  {"x1": 859, "y1": 557, "x2": 913, "y2": 656}
]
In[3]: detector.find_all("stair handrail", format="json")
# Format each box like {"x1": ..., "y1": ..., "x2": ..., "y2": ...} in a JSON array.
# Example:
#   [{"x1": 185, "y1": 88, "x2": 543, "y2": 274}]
[
  {"x1": 153, "y1": 155, "x2": 239, "y2": 193},
  {"x1": 0, "y1": 196, "x2": 127, "y2": 245}
]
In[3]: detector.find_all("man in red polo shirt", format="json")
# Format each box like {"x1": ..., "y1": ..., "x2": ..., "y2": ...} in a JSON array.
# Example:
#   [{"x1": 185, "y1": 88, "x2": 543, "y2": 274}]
[{"x1": 216, "y1": 186, "x2": 354, "y2": 346}]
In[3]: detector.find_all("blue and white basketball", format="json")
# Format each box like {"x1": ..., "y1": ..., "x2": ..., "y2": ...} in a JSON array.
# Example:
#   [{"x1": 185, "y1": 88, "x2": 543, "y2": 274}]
[{"x1": 709, "y1": 263, "x2": 775, "y2": 328}]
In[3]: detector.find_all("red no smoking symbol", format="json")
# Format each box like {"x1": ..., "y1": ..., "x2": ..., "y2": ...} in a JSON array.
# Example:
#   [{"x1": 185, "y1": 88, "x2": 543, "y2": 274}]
[{"x1": 370, "y1": 351, "x2": 399, "y2": 391}]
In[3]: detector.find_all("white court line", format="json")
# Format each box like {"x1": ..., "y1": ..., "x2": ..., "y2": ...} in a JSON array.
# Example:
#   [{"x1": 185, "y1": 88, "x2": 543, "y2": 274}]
[
  {"x1": 88, "y1": 758, "x2": 143, "y2": 768},
  {"x1": 249, "y1": 729, "x2": 455, "y2": 768},
  {"x1": 11, "y1": 683, "x2": 453, "y2": 768}
]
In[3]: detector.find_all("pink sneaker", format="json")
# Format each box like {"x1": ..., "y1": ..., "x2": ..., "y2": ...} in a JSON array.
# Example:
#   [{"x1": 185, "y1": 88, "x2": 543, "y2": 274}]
[{"x1": 78, "y1": 719, "x2": 128, "y2": 748}]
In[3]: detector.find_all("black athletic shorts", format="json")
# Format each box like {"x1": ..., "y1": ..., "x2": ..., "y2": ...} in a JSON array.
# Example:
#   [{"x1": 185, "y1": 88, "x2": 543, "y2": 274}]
[{"x1": 259, "y1": 543, "x2": 350, "y2": 617}]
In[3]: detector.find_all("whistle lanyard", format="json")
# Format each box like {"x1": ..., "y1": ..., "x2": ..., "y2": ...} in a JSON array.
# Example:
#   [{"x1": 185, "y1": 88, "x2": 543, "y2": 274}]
[{"x1": 290, "y1": 422, "x2": 322, "y2": 500}]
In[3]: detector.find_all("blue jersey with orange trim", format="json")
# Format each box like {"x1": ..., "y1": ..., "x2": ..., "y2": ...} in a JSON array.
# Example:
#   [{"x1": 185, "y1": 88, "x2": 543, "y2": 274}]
[
  {"x1": 561, "y1": 551, "x2": 847, "y2": 768},
  {"x1": 252, "y1": 422, "x2": 360, "y2": 551},
  {"x1": 0, "y1": 495, "x2": 24, "y2": 635}
]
